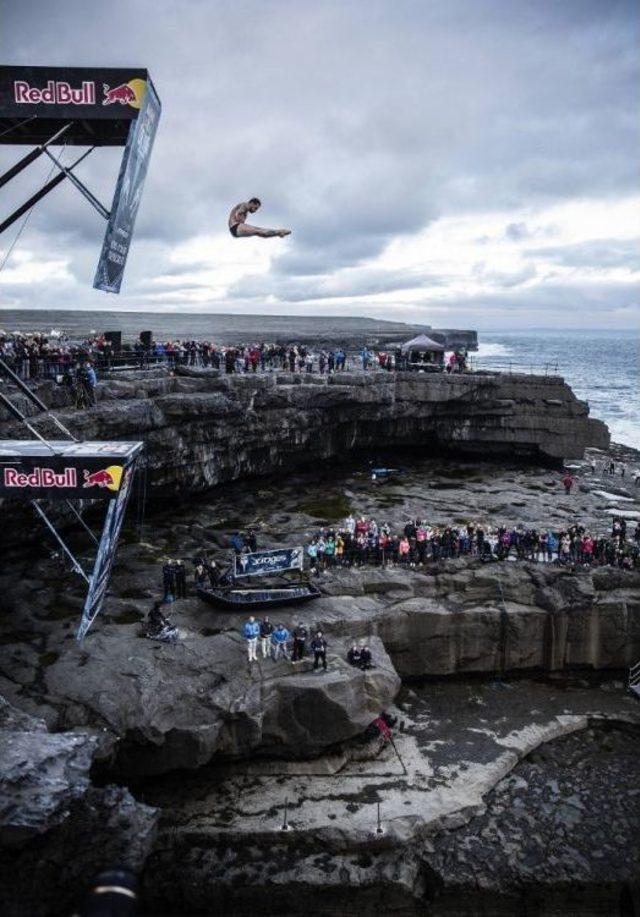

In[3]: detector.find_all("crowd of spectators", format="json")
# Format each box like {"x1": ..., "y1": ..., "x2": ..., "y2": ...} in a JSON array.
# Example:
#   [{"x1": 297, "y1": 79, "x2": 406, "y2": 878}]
[
  {"x1": 1, "y1": 328, "x2": 470, "y2": 380},
  {"x1": 306, "y1": 512, "x2": 640, "y2": 571},
  {"x1": 0, "y1": 330, "x2": 117, "y2": 379}
]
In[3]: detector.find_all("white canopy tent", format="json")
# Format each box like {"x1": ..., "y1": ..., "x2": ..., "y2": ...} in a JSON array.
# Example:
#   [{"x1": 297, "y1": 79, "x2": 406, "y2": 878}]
[{"x1": 400, "y1": 334, "x2": 445, "y2": 354}]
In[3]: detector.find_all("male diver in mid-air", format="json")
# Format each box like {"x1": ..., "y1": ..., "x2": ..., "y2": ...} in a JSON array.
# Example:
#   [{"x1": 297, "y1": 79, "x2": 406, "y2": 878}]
[{"x1": 228, "y1": 198, "x2": 291, "y2": 238}]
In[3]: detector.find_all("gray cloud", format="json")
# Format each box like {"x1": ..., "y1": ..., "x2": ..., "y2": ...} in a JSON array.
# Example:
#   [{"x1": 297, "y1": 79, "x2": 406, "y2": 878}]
[
  {"x1": 0, "y1": 0, "x2": 638, "y2": 327},
  {"x1": 526, "y1": 238, "x2": 640, "y2": 271}
]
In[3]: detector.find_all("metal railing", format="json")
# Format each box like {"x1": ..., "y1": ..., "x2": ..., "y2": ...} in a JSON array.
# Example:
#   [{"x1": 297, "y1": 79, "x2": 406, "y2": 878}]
[
  {"x1": 468, "y1": 356, "x2": 560, "y2": 376},
  {"x1": 630, "y1": 660, "x2": 640, "y2": 695}
]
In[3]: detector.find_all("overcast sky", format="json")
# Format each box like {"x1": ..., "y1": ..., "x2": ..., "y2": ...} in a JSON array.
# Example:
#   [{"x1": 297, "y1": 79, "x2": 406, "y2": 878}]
[{"x1": 1, "y1": 0, "x2": 638, "y2": 329}]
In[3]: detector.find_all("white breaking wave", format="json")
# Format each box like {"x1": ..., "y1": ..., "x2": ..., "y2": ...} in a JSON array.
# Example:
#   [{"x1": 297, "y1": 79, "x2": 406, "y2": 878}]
[
  {"x1": 605, "y1": 417, "x2": 640, "y2": 451},
  {"x1": 475, "y1": 342, "x2": 513, "y2": 358}
]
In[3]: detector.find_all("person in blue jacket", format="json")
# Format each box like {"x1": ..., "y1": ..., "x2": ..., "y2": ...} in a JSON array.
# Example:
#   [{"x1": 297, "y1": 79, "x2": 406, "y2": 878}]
[
  {"x1": 271, "y1": 623, "x2": 290, "y2": 662},
  {"x1": 242, "y1": 615, "x2": 260, "y2": 662}
]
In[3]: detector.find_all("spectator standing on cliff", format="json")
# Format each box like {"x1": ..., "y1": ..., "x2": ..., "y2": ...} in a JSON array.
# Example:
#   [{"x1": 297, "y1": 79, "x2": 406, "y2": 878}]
[
  {"x1": 563, "y1": 473, "x2": 576, "y2": 495},
  {"x1": 77, "y1": 360, "x2": 98, "y2": 407},
  {"x1": 311, "y1": 631, "x2": 328, "y2": 671},
  {"x1": 271, "y1": 623, "x2": 290, "y2": 661},
  {"x1": 174, "y1": 560, "x2": 187, "y2": 599},
  {"x1": 347, "y1": 643, "x2": 362, "y2": 667},
  {"x1": 162, "y1": 559, "x2": 176, "y2": 602},
  {"x1": 243, "y1": 616, "x2": 260, "y2": 662},
  {"x1": 259, "y1": 616, "x2": 274, "y2": 658},
  {"x1": 292, "y1": 622, "x2": 308, "y2": 663}
]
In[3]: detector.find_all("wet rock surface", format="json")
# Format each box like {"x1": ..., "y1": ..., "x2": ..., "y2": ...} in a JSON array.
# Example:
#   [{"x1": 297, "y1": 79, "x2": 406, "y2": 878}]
[
  {"x1": 0, "y1": 698, "x2": 158, "y2": 917},
  {"x1": 429, "y1": 723, "x2": 640, "y2": 901},
  {"x1": 139, "y1": 680, "x2": 640, "y2": 916},
  {"x1": 0, "y1": 446, "x2": 638, "y2": 914}
]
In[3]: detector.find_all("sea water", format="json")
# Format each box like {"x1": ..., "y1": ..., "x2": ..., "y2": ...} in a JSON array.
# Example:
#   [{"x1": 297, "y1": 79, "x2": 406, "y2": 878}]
[{"x1": 474, "y1": 330, "x2": 639, "y2": 450}]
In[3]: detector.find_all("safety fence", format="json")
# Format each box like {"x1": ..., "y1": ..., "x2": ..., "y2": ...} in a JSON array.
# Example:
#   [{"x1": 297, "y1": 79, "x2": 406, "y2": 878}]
[
  {"x1": 0, "y1": 349, "x2": 563, "y2": 382},
  {"x1": 468, "y1": 356, "x2": 561, "y2": 376}
]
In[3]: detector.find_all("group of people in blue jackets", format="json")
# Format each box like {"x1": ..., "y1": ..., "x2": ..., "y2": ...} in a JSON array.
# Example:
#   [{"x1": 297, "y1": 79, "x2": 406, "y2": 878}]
[{"x1": 242, "y1": 616, "x2": 328, "y2": 670}]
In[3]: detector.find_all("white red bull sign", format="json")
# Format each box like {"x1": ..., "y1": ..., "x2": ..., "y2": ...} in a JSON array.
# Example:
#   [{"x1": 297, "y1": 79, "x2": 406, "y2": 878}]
[
  {"x1": 1, "y1": 463, "x2": 124, "y2": 496},
  {"x1": 3, "y1": 467, "x2": 77, "y2": 488},
  {"x1": 14, "y1": 80, "x2": 96, "y2": 106}
]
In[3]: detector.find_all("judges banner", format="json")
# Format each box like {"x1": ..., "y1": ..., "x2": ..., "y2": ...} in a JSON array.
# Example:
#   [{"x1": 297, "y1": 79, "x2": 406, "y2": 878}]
[
  {"x1": 76, "y1": 463, "x2": 136, "y2": 640},
  {"x1": 94, "y1": 77, "x2": 161, "y2": 293},
  {"x1": 233, "y1": 546, "x2": 304, "y2": 579}
]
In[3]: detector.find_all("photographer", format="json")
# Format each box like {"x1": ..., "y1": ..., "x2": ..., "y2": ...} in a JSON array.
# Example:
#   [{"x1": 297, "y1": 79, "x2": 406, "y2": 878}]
[{"x1": 76, "y1": 360, "x2": 97, "y2": 408}]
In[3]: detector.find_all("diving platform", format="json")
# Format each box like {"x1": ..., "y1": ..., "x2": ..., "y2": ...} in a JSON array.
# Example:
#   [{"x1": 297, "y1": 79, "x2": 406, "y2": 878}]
[{"x1": 0, "y1": 439, "x2": 143, "y2": 640}]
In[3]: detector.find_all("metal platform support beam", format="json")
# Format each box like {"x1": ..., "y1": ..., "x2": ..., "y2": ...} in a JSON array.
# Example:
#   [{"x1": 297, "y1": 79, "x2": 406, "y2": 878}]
[
  {"x1": 43, "y1": 146, "x2": 110, "y2": 220},
  {"x1": 0, "y1": 146, "x2": 94, "y2": 235},
  {"x1": 32, "y1": 501, "x2": 90, "y2": 583},
  {"x1": 0, "y1": 356, "x2": 78, "y2": 441},
  {"x1": 0, "y1": 123, "x2": 71, "y2": 190},
  {"x1": 0, "y1": 391, "x2": 59, "y2": 453}
]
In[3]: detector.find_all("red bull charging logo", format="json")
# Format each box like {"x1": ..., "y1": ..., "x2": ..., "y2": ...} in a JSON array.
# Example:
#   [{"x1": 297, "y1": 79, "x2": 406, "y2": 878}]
[
  {"x1": 102, "y1": 78, "x2": 146, "y2": 109},
  {"x1": 83, "y1": 465, "x2": 123, "y2": 492}
]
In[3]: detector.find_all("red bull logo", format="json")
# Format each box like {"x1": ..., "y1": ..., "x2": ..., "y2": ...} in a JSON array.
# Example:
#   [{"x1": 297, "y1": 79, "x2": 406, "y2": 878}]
[
  {"x1": 102, "y1": 79, "x2": 146, "y2": 109},
  {"x1": 83, "y1": 465, "x2": 123, "y2": 492},
  {"x1": 14, "y1": 80, "x2": 96, "y2": 106},
  {"x1": 3, "y1": 467, "x2": 77, "y2": 488}
]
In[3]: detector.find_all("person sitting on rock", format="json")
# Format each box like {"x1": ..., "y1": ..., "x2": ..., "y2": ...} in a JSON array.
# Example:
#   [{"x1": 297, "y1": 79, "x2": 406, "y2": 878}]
[
  {"x1": 311, "y1": 631, "x2": 328, "y2": 671},
  {"x1": 347, "y1": 643, "x2": 362, "y2": 667},
  {"x1": 292, "y1": 622, "x2": 308, "y2": 663},
  {"x1": 271, "y1": 623, "x2": 290, "y2": 661},
  {"x1": 243, "y1": 615, "x2": 260, "y2": 663},
  {"x1": 146, "y1": 602, "x2": 177, "y2": 642},
  {"x1": 359, "y1": 645, "x2": 373, "y2": 670},
  {"x1": 148, "y1": 601, "x2": 169, "y2": 634}
]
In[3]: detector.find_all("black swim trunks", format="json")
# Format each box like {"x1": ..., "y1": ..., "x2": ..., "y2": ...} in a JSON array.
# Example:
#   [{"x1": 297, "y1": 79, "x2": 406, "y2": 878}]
[{"x1": 229, "y1": 224, "x2": 240, "y2": 237}]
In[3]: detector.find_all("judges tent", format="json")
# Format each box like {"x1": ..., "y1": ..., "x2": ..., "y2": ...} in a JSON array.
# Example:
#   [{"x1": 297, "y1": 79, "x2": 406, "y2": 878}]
[{"x1": 400, "y1": 334, "x2": 445, "y2": 353}]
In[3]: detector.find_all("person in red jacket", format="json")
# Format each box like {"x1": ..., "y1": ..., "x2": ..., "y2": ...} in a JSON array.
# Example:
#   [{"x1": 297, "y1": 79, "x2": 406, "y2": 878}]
[{"x1": 563, "y1": 473, "x2": 576, "y2": 495}]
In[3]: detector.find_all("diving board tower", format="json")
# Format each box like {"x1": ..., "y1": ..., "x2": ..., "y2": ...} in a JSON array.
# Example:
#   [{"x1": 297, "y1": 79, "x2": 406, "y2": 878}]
[
  {"x1": 0, "y1": 65, "x2": 161, "y2": 293},
  {"x1": 0, "y1": 438, "x2": 143, "y2": 640}
]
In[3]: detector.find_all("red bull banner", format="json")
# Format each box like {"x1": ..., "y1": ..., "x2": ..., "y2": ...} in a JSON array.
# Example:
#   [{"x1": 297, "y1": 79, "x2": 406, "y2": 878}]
[
  {"x1": 0, "y1": 440, "x2": 142, "y2": 500},
  {"x1": 77, "y1": 462, "x2": 137, "y2": 641},
  {"x1": 0, "y1": 66, "x2": 150, "y2": 146},
  {"x1": 93, "y1": 77, "x2": 161, "y2": 293}
]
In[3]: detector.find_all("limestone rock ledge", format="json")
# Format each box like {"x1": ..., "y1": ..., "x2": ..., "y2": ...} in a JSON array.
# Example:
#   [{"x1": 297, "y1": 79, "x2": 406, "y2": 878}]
[
  {"x1": 310, "y1": 563, "x2": 640, "y2": 678},
  {"x1": 38, "y1": 632, "x2": 400, "y2": 776},
  {"x1": 1, "y1": 369, "x2": 610, "y2": 499}
]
